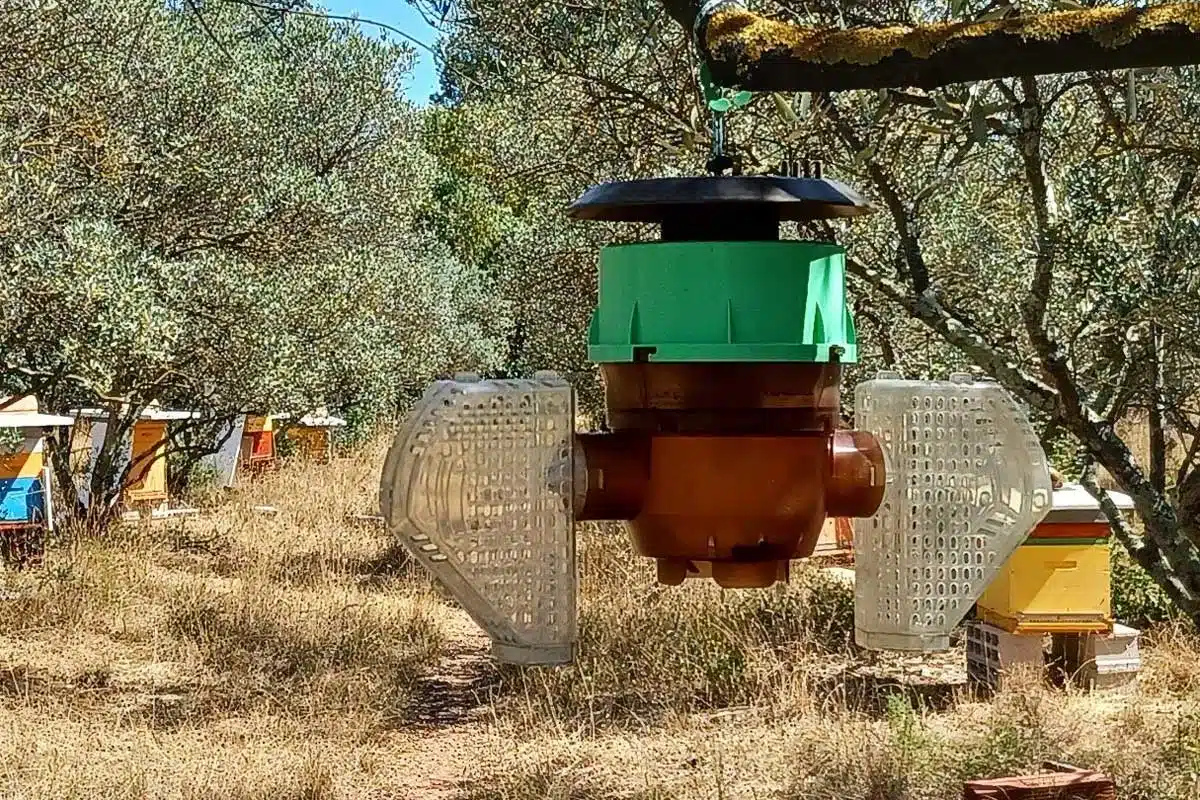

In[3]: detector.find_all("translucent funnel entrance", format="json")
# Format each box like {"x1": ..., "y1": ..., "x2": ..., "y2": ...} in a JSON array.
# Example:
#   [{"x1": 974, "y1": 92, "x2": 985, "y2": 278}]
[
  {"x1": 852, "y1": 373, "x2": 1053, "y2": 651},
  {"x1": 380, "y1": 373, "x2": 577, "y2": 665}
]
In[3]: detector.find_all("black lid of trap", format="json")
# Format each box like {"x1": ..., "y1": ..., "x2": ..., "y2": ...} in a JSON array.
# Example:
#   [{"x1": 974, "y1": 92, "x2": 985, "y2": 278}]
[{"x1": 566, "y1": 175, "x2": 872, "y2": 241}]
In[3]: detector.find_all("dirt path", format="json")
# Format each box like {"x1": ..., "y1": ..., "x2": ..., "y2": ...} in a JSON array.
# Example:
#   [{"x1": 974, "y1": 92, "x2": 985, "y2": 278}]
[{"x1": 390, "y1": 611, "x2": 501, "y2": 799}]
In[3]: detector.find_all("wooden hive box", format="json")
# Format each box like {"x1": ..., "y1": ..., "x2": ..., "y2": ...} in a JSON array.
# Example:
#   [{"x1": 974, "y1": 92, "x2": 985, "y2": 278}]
[
  {"x1": 0, "y1": 396, "x2": 74, "y2": 562},
  {"x1": 977, "y1": 485, "x2": 1132, "y2": 635},
  {"x1": 239, "y1": 414, "x2": 280, "y2": 473},
  {"x1": 72, "y1": 403, "x2": 197, "y2": 512},
  {"x1": 283, "y1": 410, "x2": 346, "y2": 464}
]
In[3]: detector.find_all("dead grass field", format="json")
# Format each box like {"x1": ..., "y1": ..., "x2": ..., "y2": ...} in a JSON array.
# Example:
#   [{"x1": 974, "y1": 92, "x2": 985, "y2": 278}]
[{"x1": 1, "y1": 442, "x2": 1198, "y2": 799}]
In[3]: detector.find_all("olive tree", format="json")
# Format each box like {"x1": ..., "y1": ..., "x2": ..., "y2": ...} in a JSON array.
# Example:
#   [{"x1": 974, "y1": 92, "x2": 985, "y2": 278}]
[
  {"x1": 0, "y1": 0, "x2": 506, "y2": 521},
  {"x1": 411, "y1": 0, "x2": 1200, "y2": 622}
]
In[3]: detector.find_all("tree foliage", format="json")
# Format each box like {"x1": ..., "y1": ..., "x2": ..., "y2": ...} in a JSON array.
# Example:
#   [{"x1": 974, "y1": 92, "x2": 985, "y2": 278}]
[
  {"x1": 7, "y1": 0, "x2": 1200, "y2": 625},
  {"x1": 0, "y1": 0, "x2": 505, "y2": 517},
  {"x1": 413, "y1": 0, "x2": 1200, "y2": 622}
]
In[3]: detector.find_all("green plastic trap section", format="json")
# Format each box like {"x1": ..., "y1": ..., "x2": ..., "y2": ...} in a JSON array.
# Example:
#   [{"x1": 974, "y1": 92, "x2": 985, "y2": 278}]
[{"x1": 587, "y1": 240, "x2": 857, "y2": 363}]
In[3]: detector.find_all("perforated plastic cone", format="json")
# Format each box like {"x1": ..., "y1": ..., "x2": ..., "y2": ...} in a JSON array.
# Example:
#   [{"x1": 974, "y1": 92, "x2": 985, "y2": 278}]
[
  {"x1": 852, "y1": 373, "x2": 1052, "y2": 651},
  {"x1": 380, "y1": 372, "x2": 578, "y2": 665}
]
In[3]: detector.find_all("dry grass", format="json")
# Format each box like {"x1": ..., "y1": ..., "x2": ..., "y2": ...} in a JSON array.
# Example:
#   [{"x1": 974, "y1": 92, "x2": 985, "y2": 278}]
[
  {"x1": 0, "y1": 438, "x2": 1198, "y2": 798},
  {"x1": 491, "y1": 524, "x2": 859, "y2": 729},
  {"x1": 476, "y1": 522, "x2": 1200, "y2": 800},
  {"x1": 0, "y1": 441, "x2": 454, "y2": 797}
]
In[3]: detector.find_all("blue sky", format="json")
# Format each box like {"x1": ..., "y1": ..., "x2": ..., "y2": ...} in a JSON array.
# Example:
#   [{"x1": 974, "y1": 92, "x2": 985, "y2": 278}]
[{"x1": 323, "y1": 1, "x2": 440, "y2": 103}]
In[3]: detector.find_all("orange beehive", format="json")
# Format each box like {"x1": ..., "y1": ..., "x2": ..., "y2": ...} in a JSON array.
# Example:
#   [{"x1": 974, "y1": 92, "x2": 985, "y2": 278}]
[{"x1": 239, "y1": 414, "x2": 280, "y2": 474}]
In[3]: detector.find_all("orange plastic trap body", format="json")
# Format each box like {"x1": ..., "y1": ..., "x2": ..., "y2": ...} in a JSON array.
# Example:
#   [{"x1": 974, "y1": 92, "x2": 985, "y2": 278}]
[
  {"x1": 565, "y1": 176, "x2": 885, "y2": 589},
  {"x1": 574, "y1": 362, "x2": 885, "y2": 588}
]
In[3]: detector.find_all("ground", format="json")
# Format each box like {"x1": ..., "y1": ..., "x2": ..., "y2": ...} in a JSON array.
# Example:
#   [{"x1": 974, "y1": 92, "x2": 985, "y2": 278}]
[{"x1": 1, "y1": 443, "x2": 1199, "y2": 799}]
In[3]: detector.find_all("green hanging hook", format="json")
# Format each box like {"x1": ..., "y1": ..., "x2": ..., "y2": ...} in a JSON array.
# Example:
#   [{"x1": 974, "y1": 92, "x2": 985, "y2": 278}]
[{"x1": 698, "y1": 64, "x2": 753, "y2": 174}]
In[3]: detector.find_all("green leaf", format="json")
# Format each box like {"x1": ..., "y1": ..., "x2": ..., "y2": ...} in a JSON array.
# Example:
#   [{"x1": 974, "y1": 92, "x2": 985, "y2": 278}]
[
  {"x1": 772, "y1": 93, "x2": 798, "y2": 124},
  {"x1": 976, "y1": 6, "x2": 1013, "y2": 21},
  {"x1": 708, "y1": 98, "x2": 731, "y2": 113},
  {"x1": 699, "y1": 63, "x2": 723, "y2": 104},
  {"x1": 916, "y1": 123, "x2": 952, "y2": 136},
  {"x1": 797, "y1": 91, "x2": 812, "y2": 118},
  {"x1": 978, "y1": 101, "x2": 1014, "y2": 116},
  {"x1": 731, "y1": 90, "x2": 752, "y2": 108},
  {"x1": 872, "y1": 92, "x2": 894, "y2": 123},
  {"x1": 852, "y1": 143, "x2": 876, "y2": 166}
]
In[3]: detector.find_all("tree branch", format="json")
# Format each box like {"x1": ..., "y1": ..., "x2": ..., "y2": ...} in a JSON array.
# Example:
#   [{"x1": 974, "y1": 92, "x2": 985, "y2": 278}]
[
  {"x1": 1149, "y1": 324, "x2": 1168, "y2": 494},
  {"x1": 826, "y1": 96, "x2": 931, "y2": 293},
  {"x1": 664, "y1": 3, "x2": 1200, "y2": 92},
  {"x1": 1080, "y1": 456, "x2": 1198, "y2": 617},
  {"x1": 845, "y1": 255, "x2": 1058, "y2": 412}
]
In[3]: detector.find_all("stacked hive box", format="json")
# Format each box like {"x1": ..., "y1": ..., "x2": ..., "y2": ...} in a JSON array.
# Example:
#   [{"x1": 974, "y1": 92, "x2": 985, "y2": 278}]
[
  {"x1": 811, "y1": 516, "x2": 854, "y2": 560},
  {"x1": 977, "y1": 484, "x2": 1128, "y2": 634},
  {"x1": 1051, "y1": 623, "x2": 1142, "y2": 690},
  {"x1": 0, "y1": 397, "x2": 73, "y2": 564},
  {"x1": 970, "y1": 484, "x2": 1140, "y2": 690}
]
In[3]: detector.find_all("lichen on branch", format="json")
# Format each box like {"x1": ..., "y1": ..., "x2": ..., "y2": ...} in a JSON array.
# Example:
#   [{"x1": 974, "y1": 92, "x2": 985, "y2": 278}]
[{"x1": 677, "y1": 3, "x2": 1200, "y2": 91}]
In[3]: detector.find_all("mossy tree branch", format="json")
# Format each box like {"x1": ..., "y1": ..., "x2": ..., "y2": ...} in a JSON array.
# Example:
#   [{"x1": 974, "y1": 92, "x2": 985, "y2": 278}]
[{"x1": 664, "y1": 2, "x2": 1200, "y2": 91}]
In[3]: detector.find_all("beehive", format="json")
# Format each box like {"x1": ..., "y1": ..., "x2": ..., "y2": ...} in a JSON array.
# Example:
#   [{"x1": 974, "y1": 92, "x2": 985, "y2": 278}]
[
  {"x1": 977, "y1": 485, "x2": 1131, "y2": 635},
  {"x1": 0, "y1": 396, "x2": 74, "y2": 562},
  {"x1": 240, "y1": 414, "x2": 280, "y2": 473},
  {"x1": 811, "y1": 516, "x2": 854, "y2": 559},
  {"x1": 73, "y1": 404, "x2": 197, "y2": 512},
  {"x1": 283, "y1": 410, "x2": 345, "y2": 464}
]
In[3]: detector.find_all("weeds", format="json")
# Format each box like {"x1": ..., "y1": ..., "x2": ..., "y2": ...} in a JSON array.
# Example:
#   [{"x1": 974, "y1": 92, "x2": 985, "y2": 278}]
[
  {"x1": 494, "y1": 528, "x2": 858, "y2": 727},
  {"x1": 165, "y1": 580, "x2": 446, "y2": 719},
  {"x1": 1, "y1": 440, "x2": 1200, "y2": 798}
]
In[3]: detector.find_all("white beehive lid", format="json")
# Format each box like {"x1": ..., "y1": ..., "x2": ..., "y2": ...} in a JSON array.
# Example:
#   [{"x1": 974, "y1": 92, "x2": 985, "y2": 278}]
[
  {"x1": 0, "y1": 396, "x2": 74, "y2": 428},
  {"x1": 72, "y1": 400, "x2": 199, "y2": 422},
  {"x1": 1045, "y1": 483, "x2": 1134, "y2": 524},
  {"x1": 297, "y1": 407, "x2": 346, "y2": 427}
]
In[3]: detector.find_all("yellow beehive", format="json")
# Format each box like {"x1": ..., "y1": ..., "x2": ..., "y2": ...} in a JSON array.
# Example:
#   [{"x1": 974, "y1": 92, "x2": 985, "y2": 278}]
[
  {"x1": 977, "y1": 485, "x2": 1132, "y2": 634},
  {"x1": 282, "y1": 410, "x2": 346, "y2": 464},
  {"x1": 126, "y1": 419, "x2": 169, "y2": 504},
  {"x1": 73, "y1": 403, "x2": 197, "y2": 512}
]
